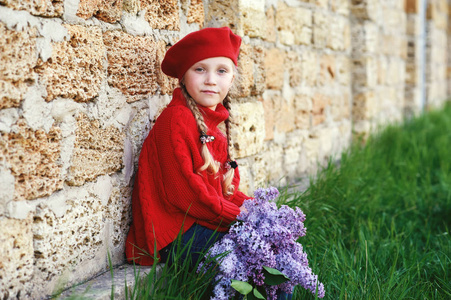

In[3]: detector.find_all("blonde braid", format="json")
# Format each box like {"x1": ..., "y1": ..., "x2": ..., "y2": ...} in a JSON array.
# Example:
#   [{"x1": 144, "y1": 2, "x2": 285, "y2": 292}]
[
  {"x1": 181, "y1": 84, "x2": 220, "y2": 174},
  {"x1": 222, "y1": 95, "x2": 236, "y2": 196}
]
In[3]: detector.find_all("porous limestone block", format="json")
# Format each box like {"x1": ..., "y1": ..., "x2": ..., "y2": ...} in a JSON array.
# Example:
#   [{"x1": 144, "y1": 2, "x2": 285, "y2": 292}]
[
  {"x1": 293, "y1": 94, "x2": 311, "y2": 130},
  {"x1": 0, "y1": 0, "x2": 63, "y2": 17},
  {"x1": 376, "y1": 87, "x2": 404, "y2": 124},
  {"x1": 0, "y1": 119, "x2": 63, "y2": 201},
  {"x1": 271, "y1": 93, "x2": 295, "y2": 134},
  {"x1": 304, "y1": 126, "x2": 339, "y2": 170},
  {"x1": 318, "y1": 54, "x2": 335, "y2": 87},
  {"x1": 264, "y1": 48, "x2": 285, "y2": 90},
  {"x1": 376, "y1": 56, "x2": 388, "y2": 85},
  {"x1": 335, "y1": 54, "x2": 351, "y2": 86},
  {"x1": 352, "y1": 56, "x2": 377, "y2": 89},
  {"x1": 313, "y1": 11, "x2": 328, "y2": 48},
  {"x1": 405, "y1": 0, "x2": 419, "y2": 13},
  {"x1": 230, "y1": 101, "x2": 265, "y2": 158},
  {"x1": 249, "y1": 153, "x2": 266, "y2": 190},
  {"x1": 260, "y1": 142, "x2": 284, "y2": 184},
  {"x1": 327, "y1": 16, "x2": 350, "y2": 51},
  {"x1": 106, "y1": 185, "x2": 132, "y2": 265},
  {"x1": 37, "y1": 24, "x2": 105, "y2": 102},
  {"x1": 236, "y1": 158, "x2": 251, "y2": 195},
  {"x1": 67, "y1": 113, "x2": 125, "y2": 186},
  {"x1": 0, "y1": 215, "x2": 34, "y2": 299},
  {"x1": 76, "y1": 0, "x2": 123, "y2": 23},
  {"x1": 265, "y1": 5, "x2": 277, "y2": 43},
  {"x1": 262, "y1": 94, "x2": 275, "y2": 140},
  {"x1": 238, "y1": 154, "x2": 266, "y2": 193},
  {"x1": 351, "y1": 21, "x2": 378, "y2": 55},
  {"x1": 405, "y1": 62, "x2": 419, "y2": 85},
  {"x1": 239, "y1": 0, "x2": 266, "y2": 38},
  {"x1": 302, "y1": 133, "x2": 321, "y2": 173},
  {"x1": 123, "y1": 0, "x2": 140, "y2": 14},
  {"x1": 181, "y1": 0, "x2": 204, "y2": 26},
  {"x1": 386, "y1": 58, "x2": 406, "y2": 86},
  {"x1": 331, "y1": 0, "x2": 350, "y2": 15},
  {"x1": 286, "y1": 51, "x2": 302, "y2": 87},
  {"x1": 315, "y1": 126, "x2": 344, "y2": 163},
  {"x1": 382, "y1": 7, "x2": 406, "y2": 35},
  {"x1": 338, "y1": 120, "x2": 352, "y2": 150},
  {"x1": 350, "y1": 0, "x2": 381, "y2": 21},
  {"x1": 352, "y1": 90, "x2": 376, "y2": 122},
  {"x1": 300, "y1": 50, "x2": 318, "y2": 86},
  {"x1": 32, "y1": 187, "x2": 108, "y2": 297},
  {"x1": 312, "y1": 93, "x2": 331, "y2": 126},
  {"x1": 0, "y1": 23, "x2": 37, "y2": 109},
  {"x1": 380, "y1": 34, "x2": 406, "y2": 57},
  {"x1": 276, "y1": 2, "x2": 312, "y2": 45},
  {"x1": 283, "y1": 132, "x2": 304, "y2": 181},
  {"x1": 401, "y1": 35, "x2": 409, "y2": 59},
  {"x1": 353, "y1": 119, "x2": 372, "y2": 141},
  {"x1": 104, "y1": 30, "x2": 164, "y2": 102},
  {"x1": 427, "y1": 1, "x2": 448, "y2": 30},
  {"x1": 205, "y1": 0, "x2": 265, "y2": 37},
  {"x1": 330, "y1": 90, "x2": 351, "y2": 122},
  {"x1": 155, "y1": 41, "x2": 179, "y2": 95},
  {"x1": 404, "y1": 88, "x2": 422, "y2": 116},
  {"x1": 235, "y1": 44, "x2": 265, "y2": 97},
  {"x1": 205, "y1": 0, "x2": 239, "y2": 30},
  {"x1": 312, "y1": 0, "x2": 328, "y2": 8},
  {"x1": 141, "y1": 0, "x2": 180, "y2": 30},
  {"x1": 406, "y1": 35, "x2": 417, "y2": 60}
]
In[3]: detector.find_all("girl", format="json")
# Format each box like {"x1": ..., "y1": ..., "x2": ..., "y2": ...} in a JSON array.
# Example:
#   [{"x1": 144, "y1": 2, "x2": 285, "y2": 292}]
[{"x1": 125, "y1": 27, "x2": 249, "y2": 267}]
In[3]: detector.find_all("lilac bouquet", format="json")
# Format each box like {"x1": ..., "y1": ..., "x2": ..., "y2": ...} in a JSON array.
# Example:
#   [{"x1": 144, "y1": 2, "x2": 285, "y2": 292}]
[{"x1": 199, "y1": 187, "x2": 325, "y2": 300}]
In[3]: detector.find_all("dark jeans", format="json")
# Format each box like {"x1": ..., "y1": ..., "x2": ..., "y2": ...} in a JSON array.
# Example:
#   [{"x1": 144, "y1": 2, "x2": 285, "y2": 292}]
[
  {"x1": 159, "y1": 223, "x2": 226, "y2": 268},
  {"x1": 159, "y1": 223, "x2": 292, "y2": 300}
]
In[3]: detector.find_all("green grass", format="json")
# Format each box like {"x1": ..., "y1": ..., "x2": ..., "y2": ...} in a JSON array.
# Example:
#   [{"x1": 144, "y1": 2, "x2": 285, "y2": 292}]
[
  {"x1": 132, "y1": 103, "x2": 451, "y2": 299},
  {"x1": 289, "y1": 103, "x2": 451, "y2": 299}
]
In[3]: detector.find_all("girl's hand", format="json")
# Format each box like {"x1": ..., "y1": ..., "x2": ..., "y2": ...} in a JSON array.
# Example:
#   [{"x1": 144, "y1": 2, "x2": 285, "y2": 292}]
[{"x1": 239, "y1": 205, "x2": 248, "y2": 214}]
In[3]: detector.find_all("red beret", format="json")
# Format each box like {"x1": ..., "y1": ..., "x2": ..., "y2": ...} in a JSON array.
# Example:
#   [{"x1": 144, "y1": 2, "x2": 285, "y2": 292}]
[{"x1": 161, "y1": 27, "x2": 242, "y2": 80}]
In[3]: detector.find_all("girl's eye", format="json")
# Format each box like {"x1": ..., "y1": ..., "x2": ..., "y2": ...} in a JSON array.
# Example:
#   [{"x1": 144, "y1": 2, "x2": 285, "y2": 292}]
[
  {"x1": 195, "y1": 67, "x2": 205, "y2": 72},
  {"x1": 218, "y1": 69, "x2": 227, "y2": 74}
]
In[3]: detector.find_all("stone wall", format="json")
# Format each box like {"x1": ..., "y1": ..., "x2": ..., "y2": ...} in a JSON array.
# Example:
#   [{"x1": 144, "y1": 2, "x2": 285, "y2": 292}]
[
  {"x1": 351, "y1": 0, "x2": 408, "y2": 137},
  {"x1": 405, "y1": 0, "x2": 426, "y2": 116},
  {"x1": 425, "y1": 0, "x2": 449, "y2": 108},
  {"x1": 0, "y1": 0, "x2": 449, "y2": 298}
]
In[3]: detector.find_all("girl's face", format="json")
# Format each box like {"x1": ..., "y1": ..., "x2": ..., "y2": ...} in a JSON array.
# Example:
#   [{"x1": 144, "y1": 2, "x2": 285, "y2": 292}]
[{"x1": 183, "y1": 57, "x2": 235, "y2": 110}]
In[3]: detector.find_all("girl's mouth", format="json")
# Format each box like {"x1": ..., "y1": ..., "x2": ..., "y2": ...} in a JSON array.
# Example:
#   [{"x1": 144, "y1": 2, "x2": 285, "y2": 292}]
[{"x1": 202, "y1": 90, "x2": 217, "y2": 94}]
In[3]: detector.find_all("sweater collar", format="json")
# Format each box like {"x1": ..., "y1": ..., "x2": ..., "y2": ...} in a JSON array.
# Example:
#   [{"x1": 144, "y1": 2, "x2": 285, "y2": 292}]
[{"x1": 171, "y1": 88, "x2": 229, "y2": 128}]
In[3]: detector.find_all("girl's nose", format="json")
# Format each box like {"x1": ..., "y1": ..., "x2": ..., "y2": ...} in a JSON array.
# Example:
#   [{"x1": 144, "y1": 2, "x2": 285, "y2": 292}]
[{"x1": 204, "y1": 72, "x2": 216, "y2": 85}]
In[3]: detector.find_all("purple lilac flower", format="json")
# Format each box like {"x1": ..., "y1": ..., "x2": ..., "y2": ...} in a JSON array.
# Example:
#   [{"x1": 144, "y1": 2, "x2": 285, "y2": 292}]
[{"x1": 199, "y1": 187, "x2": 325, "y2": 300}]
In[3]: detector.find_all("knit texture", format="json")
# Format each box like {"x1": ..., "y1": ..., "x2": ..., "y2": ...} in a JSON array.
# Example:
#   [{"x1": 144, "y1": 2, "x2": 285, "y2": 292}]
[{"x1": 125, "y1": 88, "x2": 249, "y2": 265}]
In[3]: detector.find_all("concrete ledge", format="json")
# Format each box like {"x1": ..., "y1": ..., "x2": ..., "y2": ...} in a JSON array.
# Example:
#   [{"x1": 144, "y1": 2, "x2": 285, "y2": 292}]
[{"x1": 58, "y1": 264, "x2": 158, "y2": 299}]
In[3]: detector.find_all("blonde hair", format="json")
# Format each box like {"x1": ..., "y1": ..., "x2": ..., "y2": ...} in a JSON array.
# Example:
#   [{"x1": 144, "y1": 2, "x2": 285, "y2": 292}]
[{"x1": 180, "y1": 83, "x2": 237, "y2": 197}]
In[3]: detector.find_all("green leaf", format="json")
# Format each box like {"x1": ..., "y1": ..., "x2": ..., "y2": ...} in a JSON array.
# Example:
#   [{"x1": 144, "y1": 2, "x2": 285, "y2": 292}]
[
  {"x1": 231, "y1": 279, "x2": 253, "y2": 295},
  {"x1": 252, "y1": 287, "x2": 266, "y2": 299},
  {"x1": 262, "y1": 266, "x2": 290, "y2": 286}
]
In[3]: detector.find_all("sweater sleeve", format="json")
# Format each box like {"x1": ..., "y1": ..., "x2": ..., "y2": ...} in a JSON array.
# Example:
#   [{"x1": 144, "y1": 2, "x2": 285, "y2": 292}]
[{"x1": 155, "y1": 107, "x2": 241, "y2": 225}]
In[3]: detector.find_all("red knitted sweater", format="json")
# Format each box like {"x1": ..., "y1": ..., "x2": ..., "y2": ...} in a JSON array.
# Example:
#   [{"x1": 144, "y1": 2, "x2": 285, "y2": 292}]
[{"x1": 125, "y1": 88, "x2": 249, "y2": 265}]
